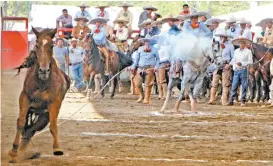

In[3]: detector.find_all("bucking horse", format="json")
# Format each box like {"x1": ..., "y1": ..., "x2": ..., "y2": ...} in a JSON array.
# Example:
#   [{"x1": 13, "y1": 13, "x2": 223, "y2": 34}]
[{"x1": 9, "y1": 27, "x2": 70, "y2": 162}]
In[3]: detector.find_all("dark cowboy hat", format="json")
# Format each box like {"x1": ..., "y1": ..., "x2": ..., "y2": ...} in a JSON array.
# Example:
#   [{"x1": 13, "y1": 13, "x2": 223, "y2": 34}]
[
  {"x1": 161, "y1": 14, "x2": 179, "y2": 23},
  {"x1": 74, "y1": 17, "x2": 89, "y2": 22},
  {"x1": 90, "y1": 18, "x2": 107, "y2": 24}
]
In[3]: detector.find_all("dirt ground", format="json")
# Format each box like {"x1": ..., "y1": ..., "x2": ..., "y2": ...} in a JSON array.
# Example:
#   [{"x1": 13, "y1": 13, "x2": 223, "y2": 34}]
[{"x1": 1, "y1": 71, "x2": 273, "y2": 166}]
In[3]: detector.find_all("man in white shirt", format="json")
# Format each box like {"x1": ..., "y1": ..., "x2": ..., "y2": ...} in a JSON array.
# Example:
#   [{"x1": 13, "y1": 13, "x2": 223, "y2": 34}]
[
  {"x1": 206, "y1": 18, "x2": 225, "y2": 42},
  {"x1": 75, "y1": 3, "x2": 92, "y2": 20},
  {"x1": 68, "y1": 38, "x2": 86, "y2": 91},
  {"x1": 236, "y1": 18, "x2": 252, "y2": 41},
  {"x1": 226, "y1": 38, "x2": 253, "y2": 106},
  {"x1": 115, "y1": 2, "x2": 133, "y2": 33},
  {"x1": 95, "y1": 5, "x2": 110, "y2": 20},
  {"x1": 113, "y1": 17, "x2": 129, "y2": 53}
]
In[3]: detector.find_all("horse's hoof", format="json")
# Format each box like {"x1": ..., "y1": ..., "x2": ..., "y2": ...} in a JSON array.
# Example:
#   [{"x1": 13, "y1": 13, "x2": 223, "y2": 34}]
[
  {"x1": 8, "y1": 150, "x2": 17, "y2": 163},
  {"x1": 53, "y1": 149, "x2": 64, "y2": 156},
  {"x1": 28, "y1": 152, "x2": 41, "y2": 160}
]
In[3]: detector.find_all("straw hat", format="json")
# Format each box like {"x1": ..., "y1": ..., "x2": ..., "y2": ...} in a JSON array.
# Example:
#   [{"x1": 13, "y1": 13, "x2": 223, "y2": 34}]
[
  {"x1": 77, "y1": 3, "x2": 90, "y2": 8},
  {"x1": 142, "y1": 5, "x2": 158, "y2": 11},
  {"x1": 138, "y1": 35, "x2": 156, "y2": 43},
  {"x1": 95, "y1": 4, "x2": 109, "y2": 8},
  {"x1": 206, "y1": 18, "x2": 226, "y2": 25},
  {"x1": 119, "y1": 2, "x2": 133, "y2": 7},
  {"x1": 151, "y1": 18, "x2": 162, "y2": 27},
  {"x1": 236, "y1": 18, "x2": 251, "y2": 24},
  {"x1": 225, "y1": 16, "x2": 236, "y2": 23},
  {"x1": 113, "y1": 17, "x2": 129, "y2": 24},
  {"x1": 161, "y1": 14, "x2": 179, "y2": 23},
  {"x1": 199, "y1": 12, "x2": 211, "y2": 19},
  {"x1": 214, "y1": 29, "x2": 233, "y2": 38},
  {"x1": 232, "y1": 37, "x2": 252, "y2": 45},
  {"x1": 90, "y1": 18, "x2": 107, "y2": 24},
  {"x1": 139, "y1": 19, "x2": 153, "y2": 28},
  {"x1": 176, "y1": 15, "x2": 187, "y2": 20},
  {"x1": 74, "y1": 17, "x2": 89, "y2": 22}
]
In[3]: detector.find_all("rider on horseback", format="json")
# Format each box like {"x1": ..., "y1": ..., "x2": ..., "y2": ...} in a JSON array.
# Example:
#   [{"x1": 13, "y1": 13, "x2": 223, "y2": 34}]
[
  {"x1": 90, "y1": 17, "x2": 111, "y2": 75},
  {"x1": 113, "y1": 17, "x2": 129, "y2": 53}
]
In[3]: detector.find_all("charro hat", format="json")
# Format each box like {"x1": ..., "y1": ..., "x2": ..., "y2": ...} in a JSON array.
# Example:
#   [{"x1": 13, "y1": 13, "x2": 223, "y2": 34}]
[
  {"x1": 95, "y1": 4, "x2": 109, "y2": 8},
  {"x1": 113, "y1": 17, "x2": 129, "y2": 24},
  {"x1": 199, "y1": 11, "x2": 211, "y2": 19},
  {"x1": 77, "y1": 3, "x2": 90, "y2": 8},
  {"x1": 142, "y1": 5, "x2": 158, "y2": 11},
  {"x1": 139, "y1": 19, "x2": 153, "y2": 28},
  {"x1": 236, "y1": 17, "x2": 251, "y2": 24},
  {"x1": 259, "y1": 18, "x2": 273, "y2": 24},
  {"x1": 184, "y1": 11, "x2": 209, "y2": 19},
  {"x1": 232, "y1": 37, "x2": 252, "y2": 45},
  {"x1": 161, "y1": 14, "x2": 179, "y2": 23},
  {"x1": 138, "y1": 35, "x2": 156, "y2": 43},
  {"x1": 119, "y1": 2, "x2": 133, "y2": 7},
  {"x1": 214, "y1": 29, "x2": 233, "y2": 38},
  {"x1": 74, "y1": 17, "x2": 89, "y2": 22},
  {"x1": 206, "y1": 18, "x2": 226, "y2": 25},
  {"x1": 90, "y1": 17, "x2": 107, "y2": 24},
  {"x1": 225, "y1": 16, "x2": 236, "y2": 23}
]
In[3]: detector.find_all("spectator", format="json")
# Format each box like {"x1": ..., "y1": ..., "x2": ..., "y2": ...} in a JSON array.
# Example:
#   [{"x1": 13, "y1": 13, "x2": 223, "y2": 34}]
[
  {"x1": 261, "y1": 18, "x2": 273, "y2": 47},
  {"x1": 179, "y1": 4, "x2": 190, "y2": 16},
  {"x1": 72, "y1": 17, "x2": 90, "y2": 41},
  {"x1": 113, "y1": 17, "x2": 129, "y2": 53},
  {"x1": 236, "y1": 18, "x2": 252, "y2": 41},
  {"x1": 161, "y1": 15, "x2": 180, "y2": 36},
  {"x1": 115, "y1": 2, "x2": 134, "y2": 33},
  {"x1": 225, "y1": 16, "x2": 241, "y2": 40},
  {"x1": 69, "y1": 38, "x2": 86, "y2": 92},
  {"x1": 138, "y1": 5, "x2": 158, "y2": 25},
  {"x1": 95, "y1": 5, "x2": 110, "y2": 20},
  {"x1": 199, "y1": 12, "x2": 211, "y2": 23},
  {"x1": 75, "y1": 3, "x2": 92, "y2": 20},
  {"x1": 56, "y1": 9, "x2": 73, "y2": 39},
  {"x1": 53, "y1": 38, "x2": 69, "y2": 73}
]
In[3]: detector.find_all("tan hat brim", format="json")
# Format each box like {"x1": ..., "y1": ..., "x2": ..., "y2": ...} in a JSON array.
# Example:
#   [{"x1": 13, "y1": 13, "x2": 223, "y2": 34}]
[
  {"x1": 161, "y1": 18, "x2": 179, "y2": 23},
  {"x1": 143, "y1": 7, "x2": 158, "y2": 11},
  {"x1": 232, "y1": 38, "x2": 252, "y2": 45},
  {"x1": 113, "y1": 19, "x2": 129, "y2": 24},
  {"x1": 74, "y1": 18, "x2": 89, "y2": 22}
]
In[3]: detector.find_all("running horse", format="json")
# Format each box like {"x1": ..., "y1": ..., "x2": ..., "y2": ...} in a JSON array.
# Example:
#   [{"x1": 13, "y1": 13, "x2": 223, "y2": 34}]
[
  {"x1": 160, "y1": 36, "x2": 223, "y2": 113},
  {"x1": 8, "y1": 27, "x2": 70, "y2": 162},
  {"x1": 83, "y1": 34, "x2": 132, "y2": 99},
  {"x1": 250, "y1": 43, "x2": 273, "y2": 102}
]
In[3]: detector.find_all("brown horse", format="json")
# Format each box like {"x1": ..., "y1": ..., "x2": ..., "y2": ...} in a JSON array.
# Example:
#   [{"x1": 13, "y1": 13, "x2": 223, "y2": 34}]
[
  {"x1": 8, "y1": 27, "x2": 70, "y2": 162},
  {"x1": 83, "y1": 34, "x2": 132, "y2": 99},
  {"x1": 251, "y1": 43, "x2": 273, "y2": 102}
]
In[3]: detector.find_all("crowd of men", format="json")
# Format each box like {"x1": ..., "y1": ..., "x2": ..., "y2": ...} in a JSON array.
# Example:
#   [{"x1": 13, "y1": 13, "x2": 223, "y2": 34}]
[{"x1": 52, "y1": 2, "x2": 273, "y2": 108}]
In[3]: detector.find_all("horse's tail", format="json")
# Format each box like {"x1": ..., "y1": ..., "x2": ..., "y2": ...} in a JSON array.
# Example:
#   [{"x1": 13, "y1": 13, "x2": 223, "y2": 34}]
[{"x1": 22, "y1": 108, "x2": 49, "y2": 139}]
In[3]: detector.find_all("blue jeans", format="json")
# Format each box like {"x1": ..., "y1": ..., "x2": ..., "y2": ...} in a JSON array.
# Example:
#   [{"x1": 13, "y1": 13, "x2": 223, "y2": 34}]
[
  {"x1": 229, "y1": 69, "x2": 248, "y2": 103},
  {"x1": 71, "y1": 63, "x2": 86, "y2": 89},
  {"x1": 58, "y1": 63, "x2": 66, "y2": 73}
]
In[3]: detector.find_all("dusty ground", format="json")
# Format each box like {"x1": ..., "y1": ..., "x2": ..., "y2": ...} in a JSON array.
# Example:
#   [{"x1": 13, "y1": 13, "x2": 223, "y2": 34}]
[{"x1": 1, "y1": 71, "x2": 273, "y2": 166}]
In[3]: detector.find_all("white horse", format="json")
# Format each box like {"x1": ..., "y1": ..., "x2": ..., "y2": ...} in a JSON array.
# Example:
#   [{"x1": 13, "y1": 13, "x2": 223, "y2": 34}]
[{"x1": 160, "y1": 35, "x2": 223, "y2": 113}]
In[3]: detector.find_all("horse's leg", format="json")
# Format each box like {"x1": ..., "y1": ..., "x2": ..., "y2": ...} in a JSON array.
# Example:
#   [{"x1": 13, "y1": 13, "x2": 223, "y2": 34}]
[
  {"x1": 8, "y1": 92, "x2": 29, "y2": 163},
  {"x1": 86, "y1": 73, "x2": 95, "y2": 100},
  {"x1": 254, "y1": 70, "x2": 262, "y2": 102},
  {"x1": 208, "y1": 72, "x2": 220, "y2": 104},
  {"x1": 160, "y1": 76, "x2": 175, "y2": 113},
  {"x1": 110, "y1": 77, "x2": 118, "y2": 99},
  {"x1": 48, "y1": 99, "x2": 63, "y2": 155},
  {"x1": 191, "y1": 75, "x2": 205, "y2": 112},
  {"x1": 100, "y1": 74, "x2": 106, "y2": 98},
  {"x1": 248, "y1": 73, "x2": 255, "y2": 102}
]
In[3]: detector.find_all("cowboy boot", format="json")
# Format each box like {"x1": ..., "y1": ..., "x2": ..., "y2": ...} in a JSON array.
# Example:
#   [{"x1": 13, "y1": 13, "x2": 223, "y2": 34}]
[
  {"x1": 143, "y1": 86, "x2": 152, "y2": 104},
  {"x1": 207, "y1": 87, "x2": 217, "y2": 104},
  {"x1": 118, "y1": 80, "x2": 123, "y2": 93},
  {"x1": 136, "y1": 89, "x2": 144, "y2": 103},
  {"x1": 157, "y1": 83, "x2": 163, "y2": 100},
  {"x1": 161, "y1": 83, "x2": 167, "y2": 100},
  {"x1": 221, "y1": 86, "x2": 230, "y2": 105}
]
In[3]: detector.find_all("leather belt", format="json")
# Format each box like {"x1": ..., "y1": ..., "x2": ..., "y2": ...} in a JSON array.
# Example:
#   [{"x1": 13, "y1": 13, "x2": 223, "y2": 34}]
[
  {"x1": 71, "y1": 61, "x2": 82, "y2": 66},
  {"x1": 138, "y1": 65, "x2": 154, "y2": 70}
]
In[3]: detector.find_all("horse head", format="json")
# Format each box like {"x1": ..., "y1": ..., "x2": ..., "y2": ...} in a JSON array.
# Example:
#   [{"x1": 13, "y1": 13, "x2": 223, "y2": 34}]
[
  {"x1": 32, "y1": 27, "x2": 56, "y2": 80},
  {"x1": 211, "y1": 41, "x2": 224, "y2": 67}
]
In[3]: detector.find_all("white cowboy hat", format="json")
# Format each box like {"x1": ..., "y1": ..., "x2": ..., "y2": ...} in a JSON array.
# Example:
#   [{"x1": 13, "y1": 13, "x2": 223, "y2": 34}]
[
  {"x1": 206, "y1": 18, "x2": 226, "y2": 25},
  {"x1": 138, "y1": 35, "x2": 156, "y2": 43},
  {"x1": 259, "y1": 18, "x2": 273, "y2": 24},
  {"x1": 199, "y1": 11, "x2": 211, "y2": 19},
  {"x1": 236, "y1": 17, "x2": 251, "y2": 24},
  {"x1": 119, "y1": 2, "x2": 133, "y2": 7},
  {"x1": 74, "y1": 17, "x2": 89, "y2": 22},
  {"x1": 77, "y1": 3, "x2": 90, "y2": 8},
  {"x1": 151, "y1": 18, "x2": 162, "y2": 27},
  {"x1": 161, "y1": 14, "x2": 179, "y2": 23},
  {"x1": 142, "y1": 5, "x2": 158, "y2": 11},
  {"x1": 113, "y1": 17, "x2": 129, "y2": 24},
  {"x1": 184, "y1": 11, "x2": 209, "y2": 19},
  {"x1": 90, "y1": 18, "x2": 107, "y2": 24},
  {"x1": 70, "y1": 38, "x2": 78, "y2": 42},
  {"x1": 139, "y1": 19, "x2": 153, "y2": 28},
  {"x1": 225, "y1": 16, "x2": 236, "y2": 23},
  {"x1": 214, "y1": 29, "x2": 233, "y2": 38},
  {"x1": 232, "y1": 37, "x2": 252, "y2": 45}
]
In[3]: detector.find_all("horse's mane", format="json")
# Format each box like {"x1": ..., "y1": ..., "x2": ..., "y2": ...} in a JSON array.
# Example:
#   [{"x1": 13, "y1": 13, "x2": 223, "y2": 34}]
[{"x1": 253, "y1": 43, "x2": 273, "y2": 54}]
